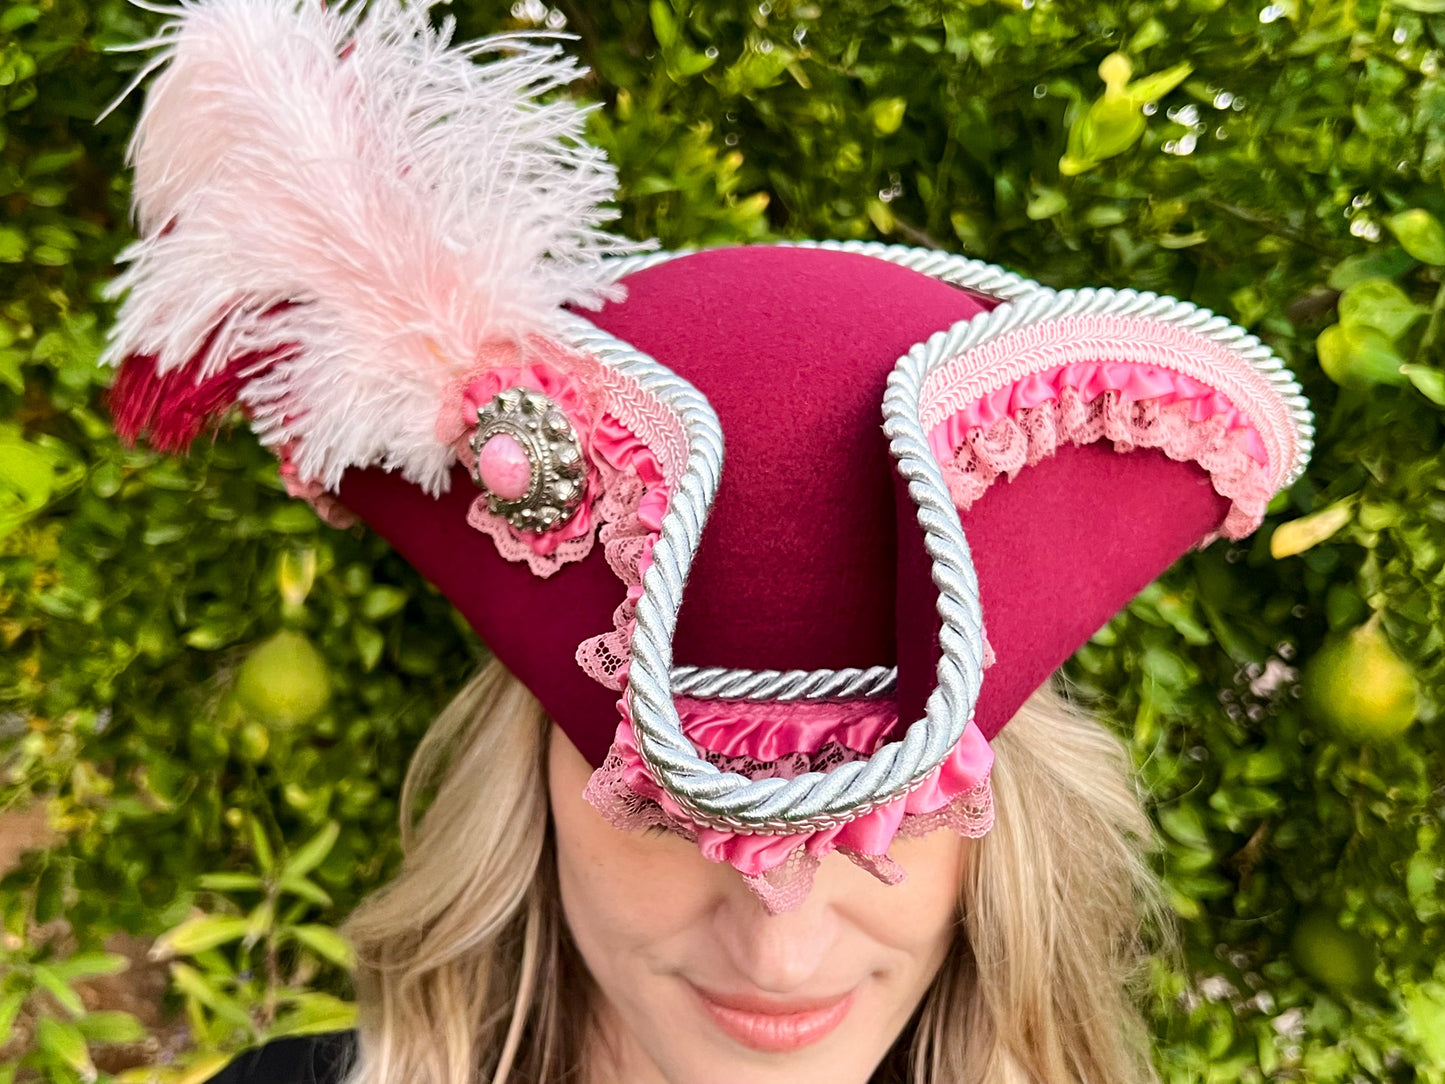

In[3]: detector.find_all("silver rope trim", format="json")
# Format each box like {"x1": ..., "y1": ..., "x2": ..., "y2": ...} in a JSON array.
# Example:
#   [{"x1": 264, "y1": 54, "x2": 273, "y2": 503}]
[
  {"x1": 778, "y1": 239, "x2": 1040, "y2": 302},
  {"x1": 670, "y1": 665, "x2": 897, "y2": 701},
  {"x1": 598, "y1": 239, "x2": 1041, "y2": 302}
]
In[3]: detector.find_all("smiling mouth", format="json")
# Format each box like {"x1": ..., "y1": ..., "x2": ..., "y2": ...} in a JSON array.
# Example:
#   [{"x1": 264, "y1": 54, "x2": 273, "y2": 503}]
[{"x1": 694, "y1": 988, "x2": 856, "y2": 1053}]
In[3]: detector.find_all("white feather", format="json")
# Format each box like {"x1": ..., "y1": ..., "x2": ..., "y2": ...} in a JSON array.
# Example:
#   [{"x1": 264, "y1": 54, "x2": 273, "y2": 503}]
[{"x1": 104, "y1": 0, "x2": 646, "y2": 493}]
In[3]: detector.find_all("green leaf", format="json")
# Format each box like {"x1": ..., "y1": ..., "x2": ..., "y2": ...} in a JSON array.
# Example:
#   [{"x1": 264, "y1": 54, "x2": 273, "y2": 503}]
[
  {"x1": 1158, "y1": 803, "x2": 1211, "y2": 849},
  {"x1": 1329, "y1": 246, "x2": 1417, "y2": 289},
  {"x1": 244, "y1": 899, "x2": 275, "y2": 946},
  {"x1": 1061, "y1": 98, "x2": 1145, "y2": 175},
  {"x1": 168, "y1": 964, "x2": 254, "y2": 1029},
  {"x1": 278, "y1": 874, "x2": 333, "y2": 908},
  {"x1": 0, "y1": 6, "x2": 40, "y2": 33},
  {"x1": 0, "y1": 227, "x2": 26, "y2": 263},
  {"x1": 267, "y1": 502, "x2": 318, "y2": 533},
  {"x1": 671, "y1": 46, "x2": 717, "y2": 77},
  {"x1": 0, "y1": 436, "x2": 58, "y2": 539},
  {"x1": 1405, "y1": 853, "x2": 1441, "y2": 921},
  {"x1": 0, "y1": 991, "x2": 25, "y2": 1043},
  {"x1": 1271, "y1": 500, "x2": 1354, "y2": 558},
  {"x1": 250, "y1": 818, "x2": 276, "y2": 874},
  {"x1": 153, "y1": 914, "x2": 251, "y2": 957},
  {"x1": 1316, "y1": 323, "x2": 1408, "y2": 388},
  {"x1": 269, "y1": 993, "x2": 357, "y2": 1038},
  {"x1": 282, "y1": 821, "x2": 340, "y2": 880},
  {"x1": 1400, "y1": 365, "x2": 1445, "y2": 407},
  {"x1": 36, "y1": 1018, "x2": 95, "y2": 1081},
  {"x1": 869, "y1": 97, "x2": 907, "y2": 136},
  {"x1": 1240, "y1": 747, "x2": 1285, "y2": 784},
  {"x1": 1337, "y1": 278, "x2": 1426, "y2": 339},
  {"x1": 75, "y1": 1011, "x2": 147, "y2": 1045},
  {"x1": 277, "y1": 547, "x2": 317, "y2": 608},
  {"x1": 47, "y1": 952, "x2": 128, "y2": 983},
  {"x1": 352, "y1": 623, "x2": 384, "y2": 672},
  {"x1": 287, "y1": 925, "x2": 355, "y2": 970},
  {"x1": 360, "y1": 586, "x2": 407, "y2": 621},
  {"x1": 32, "y1": 964, "x2": 86, "y2": 1017},
  {"x1": 0, "y1": 348, "x2": 22, "y2": 393},
  {"x1": 648, "y1": 0, "x2": 677, "y2": 49},
  {"x1": 1404, "y1": 983, "x2": 1445, "y2": 1064},
  {"x1": 1387, "y1": 209, "x2": 1445, "y2": 265},
  {"x1": 1026, "y1": 186, "x2": 1069, "y2": 221},
  {"x1": 1125, "y1": 60, "x2": 1193, "y2": 105},
  {"x1": 169, "y1": 1054, "x2": 234, "y2": 1084},
  {"x1": 196, "y1": 872, "x2": 265, "y2": 893}
]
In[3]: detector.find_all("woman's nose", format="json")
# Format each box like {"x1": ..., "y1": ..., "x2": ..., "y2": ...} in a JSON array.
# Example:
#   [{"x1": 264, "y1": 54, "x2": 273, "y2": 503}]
[{"x1": 711, "y1": 863, "x2": 846, "y2": 993}]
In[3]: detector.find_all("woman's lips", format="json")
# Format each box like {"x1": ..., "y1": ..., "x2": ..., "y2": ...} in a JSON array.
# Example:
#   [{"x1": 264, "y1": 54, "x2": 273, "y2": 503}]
[{"x1": 695, "y1": 987, "x2": 855, "y2": 1053}]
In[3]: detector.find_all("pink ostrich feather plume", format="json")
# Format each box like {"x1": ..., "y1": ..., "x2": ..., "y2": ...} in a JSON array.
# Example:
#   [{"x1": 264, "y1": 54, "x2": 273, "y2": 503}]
[{"x1": 103, "y1": 0, "x2": 646, "y2": 491}]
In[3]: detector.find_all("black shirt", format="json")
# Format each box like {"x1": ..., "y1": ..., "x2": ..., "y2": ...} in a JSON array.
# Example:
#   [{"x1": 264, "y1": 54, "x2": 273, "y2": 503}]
[{"x1": 206, "y1": 1032, "x2": 356, "y2": 1084}]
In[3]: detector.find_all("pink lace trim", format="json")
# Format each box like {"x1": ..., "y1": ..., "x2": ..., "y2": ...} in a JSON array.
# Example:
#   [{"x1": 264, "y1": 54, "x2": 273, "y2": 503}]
[
  {"x1": 919, "y1": 315, "x2": 1301, "y2": 496},
  {"x1": 584, "y1": 696, "x2": 995, "y2": 914},
  {"x1": 574, "y1": 415, "x2": 670, "y2": 688},
  {"x1": 934, "y1": 387, "x2": 1272, "y2": 540}
]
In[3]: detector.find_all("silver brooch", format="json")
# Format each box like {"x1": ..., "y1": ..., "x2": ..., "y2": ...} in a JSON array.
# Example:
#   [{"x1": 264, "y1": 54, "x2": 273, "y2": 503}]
[{"x1": 470, "y1": 387, "x2": 587, "y2": 532}]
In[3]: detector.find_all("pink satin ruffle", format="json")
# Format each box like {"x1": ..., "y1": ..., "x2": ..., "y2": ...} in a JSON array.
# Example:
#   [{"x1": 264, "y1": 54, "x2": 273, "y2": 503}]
[
  {"x1": 583, "y1": 694, "x2": 995, "y2": 911},
  {"x1": 679, "y1": 698, "x2": 900, "y2": 762},
  {"x1": 927, "y1": 360, "x2": 1268, "y2": 466}
]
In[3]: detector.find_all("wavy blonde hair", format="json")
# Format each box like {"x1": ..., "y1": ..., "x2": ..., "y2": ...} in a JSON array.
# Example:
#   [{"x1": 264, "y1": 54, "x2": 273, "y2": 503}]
[{"x1": 342, "y1": 658, "x2": 1167, "y2": 1084}]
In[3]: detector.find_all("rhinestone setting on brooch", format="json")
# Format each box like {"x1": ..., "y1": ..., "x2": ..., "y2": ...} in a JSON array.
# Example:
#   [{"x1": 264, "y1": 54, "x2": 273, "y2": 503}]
[{"x1": 470, "y1": 387, "x2": 587, "y2": 532}]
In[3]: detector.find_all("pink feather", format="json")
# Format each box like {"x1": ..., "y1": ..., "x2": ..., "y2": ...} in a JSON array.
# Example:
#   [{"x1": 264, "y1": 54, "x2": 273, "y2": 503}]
[{"x1": 104, "y1": 0, "x2": 644, "y2": 492}]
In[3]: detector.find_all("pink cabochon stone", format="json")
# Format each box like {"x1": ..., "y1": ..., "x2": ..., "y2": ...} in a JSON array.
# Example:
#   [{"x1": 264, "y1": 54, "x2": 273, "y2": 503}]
[{"x1": 476, "y1": 432, "x2": 532, "y2": 501}]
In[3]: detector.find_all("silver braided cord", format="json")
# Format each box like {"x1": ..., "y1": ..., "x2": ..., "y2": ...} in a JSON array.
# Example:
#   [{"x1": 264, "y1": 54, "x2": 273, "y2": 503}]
[
  {"x1": 598, "y1": 239, "x2": 1041, "y2": 303},
  {"x1": 597, "y1": 247, "x2": 699, "y2": 281},
  {"x1": 670, "y1": 665, "x2": 897, "y2": 701},
  {"x1": 563, "y1": 243, "x2": 1314, "y2": 835},
  {"x1": 777, "y1": 239, "x2": 1040, "y2": 302}
]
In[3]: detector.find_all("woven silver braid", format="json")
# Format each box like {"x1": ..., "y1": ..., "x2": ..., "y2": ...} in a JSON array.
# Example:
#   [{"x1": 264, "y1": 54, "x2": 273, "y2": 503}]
[
  {"x1": 777, "y1": 239, "x2": 1040, "y2": 301},
  {"x1": 598, "y1": 239, "x2": 1041, "y2": 302},
  {"x1": 670, "y1": 665, "x2": 897, "y2": 700}
]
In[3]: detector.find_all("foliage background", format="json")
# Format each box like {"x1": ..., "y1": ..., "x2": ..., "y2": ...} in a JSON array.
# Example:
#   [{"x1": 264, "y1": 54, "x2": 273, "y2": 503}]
[{"x1": 4, "y1": 0, "x2": 1445, "y2": 1080}]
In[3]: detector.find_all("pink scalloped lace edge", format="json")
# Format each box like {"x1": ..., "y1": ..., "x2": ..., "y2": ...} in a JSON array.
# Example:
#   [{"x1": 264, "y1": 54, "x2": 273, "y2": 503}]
[
  {"x1": 583, "y1": 696, "x2": 995, "y2": 914},
  {"x1": 928, "y1": 360, "x2": 1275, "y2": 541},
  {"x1": 921, "y1": 315, "x2": 1298, "y2": 497}
]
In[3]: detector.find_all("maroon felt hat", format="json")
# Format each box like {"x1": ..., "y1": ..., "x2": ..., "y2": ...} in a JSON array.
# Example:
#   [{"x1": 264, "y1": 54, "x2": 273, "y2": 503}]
[{"x1": 103, "y1": 0, "x2": 1313, "y2": 907}]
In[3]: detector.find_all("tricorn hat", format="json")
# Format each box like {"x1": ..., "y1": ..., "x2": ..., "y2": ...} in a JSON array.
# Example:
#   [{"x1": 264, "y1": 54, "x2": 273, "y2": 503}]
[{"x1": 105, "y1": 0, "x2": 1312, "y2": 911}]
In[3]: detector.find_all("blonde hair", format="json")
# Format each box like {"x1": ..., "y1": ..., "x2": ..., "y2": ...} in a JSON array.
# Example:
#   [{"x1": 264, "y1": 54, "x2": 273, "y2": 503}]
[{"x1": 342, "y1": 659, "x2": 1167, "y2": 1084}]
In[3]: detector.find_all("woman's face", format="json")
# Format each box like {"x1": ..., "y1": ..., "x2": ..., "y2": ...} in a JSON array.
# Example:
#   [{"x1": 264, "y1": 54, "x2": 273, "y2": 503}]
[{"x1": 548, "y1": 725, "x2": 968, "y2": 1084}]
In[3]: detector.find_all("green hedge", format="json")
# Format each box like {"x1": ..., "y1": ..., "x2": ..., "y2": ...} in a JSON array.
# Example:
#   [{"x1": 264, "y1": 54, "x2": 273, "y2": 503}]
[{"x1": 3, "y1": 0, "x2": 1445, "y2": 1081}]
